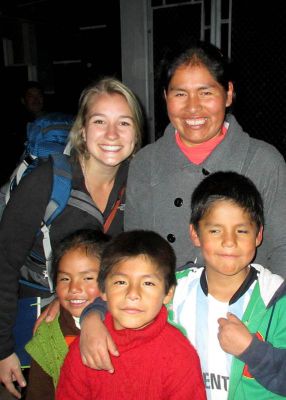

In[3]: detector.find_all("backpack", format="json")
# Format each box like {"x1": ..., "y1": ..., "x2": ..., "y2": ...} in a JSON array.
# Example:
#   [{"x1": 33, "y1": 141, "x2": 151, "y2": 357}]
[
  {"x1": 0, "y1": 113, "x2": 73, "y2": 290},
  {"x1": 0, "y1": 112, "x2": 103, "y2": 294},
  {"x1": 5, "y1": 111, "x2": 74, "y2": 202}
]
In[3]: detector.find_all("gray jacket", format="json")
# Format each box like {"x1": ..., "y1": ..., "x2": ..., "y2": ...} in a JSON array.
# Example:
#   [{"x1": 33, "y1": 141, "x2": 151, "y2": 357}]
[{"x1": 125, "y1": 114, "x2": 286, "y2": 276}]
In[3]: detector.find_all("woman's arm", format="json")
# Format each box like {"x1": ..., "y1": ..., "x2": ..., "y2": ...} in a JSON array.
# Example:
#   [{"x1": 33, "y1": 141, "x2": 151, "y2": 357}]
[
  {"x1": 0, "y1": 160, "x2": 53, "y2": 394},
  {"x1": 254, "y1": 149, "x2": 286, "y2": 277}
]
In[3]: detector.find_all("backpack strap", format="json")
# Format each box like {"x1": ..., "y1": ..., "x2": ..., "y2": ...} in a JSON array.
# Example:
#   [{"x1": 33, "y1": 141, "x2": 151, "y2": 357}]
[
  {"x1": 104, "y1": 186, "x2": 125, "y2": 233},
  {"x1": 41, "y1": 154, "x2": 72, "y2": 292},
  {"x1": 5, "y1": 154, "x2": 37, "y2": 204},
  {"x1": 41, "y1": 154, "x2": 105, "y2": 292},
  {"x1": 43, "y1": 154, "x2": 72, "y2": 226}
]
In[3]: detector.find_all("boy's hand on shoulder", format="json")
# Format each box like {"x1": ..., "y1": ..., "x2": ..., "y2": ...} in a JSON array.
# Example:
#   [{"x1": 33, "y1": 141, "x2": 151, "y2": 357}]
[
  {"x1": 80, "y1": 311, "x2": 119, "y2": 373},
  {"x1": 33, "y1": 298, "x2": 60, "y2": 333},
  {"x1": 217, "y1": 312, "x2": 253, "y2": 356}
]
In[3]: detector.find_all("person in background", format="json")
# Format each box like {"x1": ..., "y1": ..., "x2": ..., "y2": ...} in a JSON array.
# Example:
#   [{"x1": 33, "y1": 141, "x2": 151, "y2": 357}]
[
  {"x1": 14, "y1": 81, "x2": 46, "y2": 153},
  {"x1": 4, "y1": 81, "x2": 47, "y2": 183},
  {"x1": 56, "y1": 230, "x2": 206, "y2": 400},
  {"x1": 20, "y1": 81, "x2": 45, "y2": 120},
  {"x1": 25, "y1": 229, "x2": 109, "y2": 400},
  {"x1": 125, "y1": 39, "x2": 286, "y2": 277},
  {"x1": 0, "y1": 77, "x2": 143, "y2": 399}
]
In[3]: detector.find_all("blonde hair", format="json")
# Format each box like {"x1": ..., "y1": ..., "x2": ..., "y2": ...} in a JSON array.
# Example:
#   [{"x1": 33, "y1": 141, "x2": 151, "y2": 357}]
[{"x1": 69, "y1": 77, "x2": 143, "y2": 159}]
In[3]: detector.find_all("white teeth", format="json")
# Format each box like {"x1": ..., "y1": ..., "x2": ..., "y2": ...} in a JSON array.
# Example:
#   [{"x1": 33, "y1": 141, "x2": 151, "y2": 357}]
[
  {"x1": 101, "y1": 145, "x2": 122, "y2": 151},
  {"x1": 69, "y1": 299, "x2": 86, "y2": 304},
  {"x1": 185, "y1": 118, "x2": 207, "y2": 126}
]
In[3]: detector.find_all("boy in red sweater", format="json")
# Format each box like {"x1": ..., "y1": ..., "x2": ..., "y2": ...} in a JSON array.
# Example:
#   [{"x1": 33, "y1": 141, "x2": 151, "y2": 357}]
[{"x1": 56, "y1": 230, "x2": 206, "y2": 400}]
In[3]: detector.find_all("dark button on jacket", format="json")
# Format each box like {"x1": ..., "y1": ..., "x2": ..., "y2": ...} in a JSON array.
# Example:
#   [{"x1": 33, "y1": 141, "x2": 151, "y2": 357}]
[
  {"x1": 174, "y1": 198, "x2": 183, "y2": 207},
  {"x1": 167, "y1": 234, "x2": 176, "y2": 243}
]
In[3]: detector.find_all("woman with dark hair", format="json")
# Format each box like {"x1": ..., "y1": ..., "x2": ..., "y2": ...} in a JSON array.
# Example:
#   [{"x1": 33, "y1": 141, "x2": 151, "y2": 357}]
[{"x1": 125, "y1": 39, "x2": 286, "y2": 276}]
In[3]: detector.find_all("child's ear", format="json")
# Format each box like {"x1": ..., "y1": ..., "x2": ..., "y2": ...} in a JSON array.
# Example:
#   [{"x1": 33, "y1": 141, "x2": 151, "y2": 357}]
[
  {"x1": 256, "y1": 226, "x2": 263, "y2": 247},
  {"x1": 190, "y1": 224, "x2": 201, "y2": 247},
  {"x1": 163, "y1": 285, "x2": 175, "y2": 305}
]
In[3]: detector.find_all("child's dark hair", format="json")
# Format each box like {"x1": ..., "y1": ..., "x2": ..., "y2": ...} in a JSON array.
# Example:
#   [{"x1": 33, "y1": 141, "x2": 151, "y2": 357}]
[
  {"x1": 53, "y1": 229, "x2": 110, "y2": 286},
  {"x1": 191, "y1": 171, "x2": 264, "y2": 232},
  {"x1": 98, "y1": 230, "x2": 177, "y2": 293}
]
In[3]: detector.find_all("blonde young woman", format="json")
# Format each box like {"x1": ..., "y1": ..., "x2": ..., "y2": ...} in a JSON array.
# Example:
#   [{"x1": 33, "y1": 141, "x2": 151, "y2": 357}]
[{"x1": 0, "y1": 77, "x2": 143, "y2": 399}]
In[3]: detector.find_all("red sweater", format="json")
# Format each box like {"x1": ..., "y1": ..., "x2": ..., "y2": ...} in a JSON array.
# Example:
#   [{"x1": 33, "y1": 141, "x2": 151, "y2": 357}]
[{"x1": 56, "y1": 306, "x2": 206, "y2": 400}]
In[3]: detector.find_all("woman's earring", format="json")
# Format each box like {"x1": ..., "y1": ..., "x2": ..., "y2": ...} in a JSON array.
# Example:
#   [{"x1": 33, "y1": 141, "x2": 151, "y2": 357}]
[{"x1": 81, "y1": 127, "x2": 86, "y2": 142}]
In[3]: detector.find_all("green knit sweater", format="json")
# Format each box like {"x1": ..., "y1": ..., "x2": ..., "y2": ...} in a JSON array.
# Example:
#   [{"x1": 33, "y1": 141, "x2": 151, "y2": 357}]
[{"x1": 25, "y1": 314, "x2": 68, "y2": 387}]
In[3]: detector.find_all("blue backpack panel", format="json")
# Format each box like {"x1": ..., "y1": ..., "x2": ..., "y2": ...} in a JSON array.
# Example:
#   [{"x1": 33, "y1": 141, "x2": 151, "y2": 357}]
[
  {"x1": 26, "y1": 112, "x2": 73, "y2": 159},
  {"x1": 8, "y1": 112, "x2": 74, "y2": 192},
  {"x1": 1, "y1": 112, "x2": 75, "y2": 292}
]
